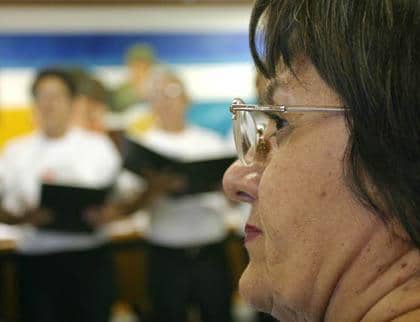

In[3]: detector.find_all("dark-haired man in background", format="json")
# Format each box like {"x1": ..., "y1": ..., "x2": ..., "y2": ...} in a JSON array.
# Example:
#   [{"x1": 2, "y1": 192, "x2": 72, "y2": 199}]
[{"x1": 0, "y1": 68, "x2": 121, "y2": 322}]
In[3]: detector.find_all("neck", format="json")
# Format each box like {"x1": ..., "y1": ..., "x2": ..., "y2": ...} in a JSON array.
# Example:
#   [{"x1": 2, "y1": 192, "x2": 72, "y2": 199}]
[
  {"x1": 44, "y1": 125, "x2": 69, "y2": 139},
  {"x1": 157, "y1": 117, "x2": 185, "y2": 133},
  {"x1": 320, "y1": 227, "x2": 420, "y2": 322}
]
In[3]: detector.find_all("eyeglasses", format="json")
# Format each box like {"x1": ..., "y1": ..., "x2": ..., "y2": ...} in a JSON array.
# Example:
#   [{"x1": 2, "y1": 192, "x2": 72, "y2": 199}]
[{"x1": 230, "y1": 98, "x2": 348, "y2": 165}]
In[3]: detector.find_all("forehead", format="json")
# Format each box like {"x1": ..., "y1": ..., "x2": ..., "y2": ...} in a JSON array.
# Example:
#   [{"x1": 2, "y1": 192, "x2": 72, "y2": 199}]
[
  {"x1": 262, "y1": 61, "x2": 343, "y2": 108},
  {"x1": 262, "y1": 72, "x2": 295, "y2": 106},
  {"x1": 260, "y1": 60, "x2": 300, "y2": 102},
  {"x1": 37, "y1": 76, "x2": 68, "y2": 91},
  {"x1": 265, "y1": 60, "x2": 308, "y2": 94},
  {"x1": 34, "y1": 77, "x2": 73, "y2": 102}
]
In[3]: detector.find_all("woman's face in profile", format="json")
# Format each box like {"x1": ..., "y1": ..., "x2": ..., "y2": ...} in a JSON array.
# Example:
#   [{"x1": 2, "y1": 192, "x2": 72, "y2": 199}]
[{"x1": 223, "y1": 61, "x2": 385, "y2": 320}]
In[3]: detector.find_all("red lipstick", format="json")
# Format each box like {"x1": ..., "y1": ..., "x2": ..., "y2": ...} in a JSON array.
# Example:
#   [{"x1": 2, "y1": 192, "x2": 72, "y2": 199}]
[{"x1": 244, "y1": 224, "x2": 262, "y2": 243}]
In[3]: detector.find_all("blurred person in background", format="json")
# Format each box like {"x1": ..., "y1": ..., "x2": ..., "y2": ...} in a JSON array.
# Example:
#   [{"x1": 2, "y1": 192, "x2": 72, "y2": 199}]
[
  {"x1": 113, "y1": 44, "x2": 156, "y2": 113},
  {"x1": 70, "y1": 68, "x2": 110, "y2": 133},
  {"x1": 139, "y1": 69, "x2": 233, "y2": 322},
  {"x1": 0, "y1": 68, "x2": 120, "y2": 322}
]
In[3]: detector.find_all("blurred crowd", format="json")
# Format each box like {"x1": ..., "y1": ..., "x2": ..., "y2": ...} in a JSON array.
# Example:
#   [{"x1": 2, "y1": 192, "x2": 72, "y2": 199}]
[{"x1": 0, "y1": 44, "x2": 275, "y2": 322}]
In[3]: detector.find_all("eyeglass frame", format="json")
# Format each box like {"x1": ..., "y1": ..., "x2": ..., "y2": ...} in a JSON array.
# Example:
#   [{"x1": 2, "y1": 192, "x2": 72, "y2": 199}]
[{"x1": 229, "y1": 98, "x2": 349, "y2": 164}]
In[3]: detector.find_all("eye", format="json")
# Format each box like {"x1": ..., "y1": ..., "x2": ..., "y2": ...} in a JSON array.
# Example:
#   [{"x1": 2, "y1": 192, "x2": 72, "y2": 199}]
[
  {"x1": 267, "y1": 113, "x2": 289, "y2": 130},
  {"x1": 265, "y1": 112, "x2": 291, "y2": 145}
]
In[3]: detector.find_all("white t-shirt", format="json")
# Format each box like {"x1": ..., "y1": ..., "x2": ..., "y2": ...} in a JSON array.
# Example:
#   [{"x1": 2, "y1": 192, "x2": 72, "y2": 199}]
[
  {"x1": 1, "y1": 128, "x2": 121, "y2": 254},
  {"x1": 137, "y1": 125, "x2": 235, "y2": 248},
  {"x1": 0, "y1": 157, "x2": 4, "y2": 197}
]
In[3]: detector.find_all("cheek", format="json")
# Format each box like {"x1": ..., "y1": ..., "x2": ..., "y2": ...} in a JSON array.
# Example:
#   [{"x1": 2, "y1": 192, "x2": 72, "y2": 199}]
[
  {"x1": 243, "y1": 118, "x2": 383, "y2": 316},
  {"x1": 260, "y1": 120, "x2": 347, "y2": 248},
  {"x1": 256, "y1": 119, "x2": 357, "y2": 303}
]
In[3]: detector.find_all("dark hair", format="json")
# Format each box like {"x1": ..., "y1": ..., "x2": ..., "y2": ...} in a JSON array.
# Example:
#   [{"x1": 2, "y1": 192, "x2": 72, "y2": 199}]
[
  {"x1": 64, "y1": 67, "x2": 110, "y2": 105},
  {"x1": 31, "y1": 68, "x2": 77, "y2": 98},
  {"x1": 250, "y1": 1, "x2": 420, "y2": 246},
  {"x1": 78, "y1": 77, "x2": 109, "y2": 105}
]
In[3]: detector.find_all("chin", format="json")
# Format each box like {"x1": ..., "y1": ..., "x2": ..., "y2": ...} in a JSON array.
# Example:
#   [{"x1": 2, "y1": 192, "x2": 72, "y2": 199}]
[{"x1": 239, "y1": 263, "x2": 273, "y2": 314}]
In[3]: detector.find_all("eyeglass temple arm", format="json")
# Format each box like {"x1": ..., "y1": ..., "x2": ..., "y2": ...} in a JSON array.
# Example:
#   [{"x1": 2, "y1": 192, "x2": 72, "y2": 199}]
[{"x1": 230, "y1": 103, "x2": 348, "y2": 113}]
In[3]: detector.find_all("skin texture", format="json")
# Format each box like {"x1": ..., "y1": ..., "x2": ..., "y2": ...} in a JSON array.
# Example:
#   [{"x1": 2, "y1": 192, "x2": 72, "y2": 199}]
[{"x1": 223, "y1": 60, "x2": 420, "y2": 322}]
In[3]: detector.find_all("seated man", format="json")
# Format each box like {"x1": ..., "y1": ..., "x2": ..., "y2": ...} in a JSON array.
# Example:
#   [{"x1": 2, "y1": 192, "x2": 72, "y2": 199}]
[{"x1": 0, "y1": 68, "x2": 121, "y2": 322}]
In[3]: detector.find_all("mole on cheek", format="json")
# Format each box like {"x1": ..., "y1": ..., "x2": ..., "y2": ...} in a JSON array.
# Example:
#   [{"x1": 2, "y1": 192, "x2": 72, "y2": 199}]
[{"x1": 319, "y1": 191, "x2": 327, "y2": 199}]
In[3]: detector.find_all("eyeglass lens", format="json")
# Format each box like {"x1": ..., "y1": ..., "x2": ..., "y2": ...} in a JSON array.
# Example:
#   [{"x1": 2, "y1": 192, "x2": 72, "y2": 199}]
[{"x1": 235, "y1": 110, "x2": 269, "y2": 164}]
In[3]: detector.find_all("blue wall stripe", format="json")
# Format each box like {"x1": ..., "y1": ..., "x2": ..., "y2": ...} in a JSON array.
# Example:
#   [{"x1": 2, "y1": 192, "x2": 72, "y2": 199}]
[
  {"x1": 0, "y1": 32, "x2": 251, "y2": 68},
  {"x1": 187, "y1": 100, "x2": 232, "y2": 136}
]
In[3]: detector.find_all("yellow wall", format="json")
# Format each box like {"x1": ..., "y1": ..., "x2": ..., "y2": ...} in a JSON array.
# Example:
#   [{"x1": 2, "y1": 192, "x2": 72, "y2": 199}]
[{"x1": 0, "y1": 107, "x2": 35, "y2": 150}]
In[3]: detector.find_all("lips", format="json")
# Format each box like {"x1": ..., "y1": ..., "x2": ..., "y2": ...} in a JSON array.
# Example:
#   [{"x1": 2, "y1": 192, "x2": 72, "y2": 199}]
[{"x1": 244, "y1": 224, "x2": 262, "y2": 243}]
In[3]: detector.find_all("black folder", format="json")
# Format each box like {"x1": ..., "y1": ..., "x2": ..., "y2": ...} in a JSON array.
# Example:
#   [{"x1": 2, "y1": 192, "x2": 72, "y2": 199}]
[
  {"x1": 40, "y1": 183, "x2": 111, "y2": 233},
  {"x1": 122, "y1": 136, "x2": 236, "y2": 196}
]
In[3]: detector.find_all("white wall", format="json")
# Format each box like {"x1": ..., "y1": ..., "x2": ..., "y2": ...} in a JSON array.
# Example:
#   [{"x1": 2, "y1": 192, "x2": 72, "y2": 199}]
[{"x1": 0, "y1": 5, "x2": 251, "y2": 32}]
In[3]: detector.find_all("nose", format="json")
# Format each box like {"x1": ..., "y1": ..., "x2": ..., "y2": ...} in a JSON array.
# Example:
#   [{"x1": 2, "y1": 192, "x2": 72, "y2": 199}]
[{"x1": 223, "y1": 159, "x2": 262, "y2": 203}]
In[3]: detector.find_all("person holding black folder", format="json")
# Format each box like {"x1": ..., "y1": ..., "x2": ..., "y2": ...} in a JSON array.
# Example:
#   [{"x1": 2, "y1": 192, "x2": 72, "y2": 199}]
[
  {"x1": 0, "y1": 68, "x2": 121, "y2": 322},
  {"x1": 129, "y1": 69, "x2": 234, "y2": 322}
]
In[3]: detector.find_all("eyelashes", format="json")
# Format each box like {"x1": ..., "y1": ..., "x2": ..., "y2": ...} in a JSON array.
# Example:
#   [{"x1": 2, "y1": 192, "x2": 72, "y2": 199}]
[
  {"x1": 273, "y1": 115, "x2": 289, "y2": 130},
  {"x1": 265, "y1": 112, "x2": 289, "y2": 130}
]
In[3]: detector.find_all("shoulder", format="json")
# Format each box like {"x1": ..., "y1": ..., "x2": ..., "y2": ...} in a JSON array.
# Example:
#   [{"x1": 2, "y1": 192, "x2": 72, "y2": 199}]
[
  {"x1": 187, "y1": 125, "x2": 225, "y2": 142},
  {"x1": 71, "y1": 128, "x2": 113, "y2": 145},
  {"x1": 70, "y1": 128, "x2": 120, "y2": 158},
  {"x1": 2, "y1": 132, "x2": 39, "y2": 157},
  {"x1": 186, "y1": 125, "x2": 233, "y2": 152}
]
